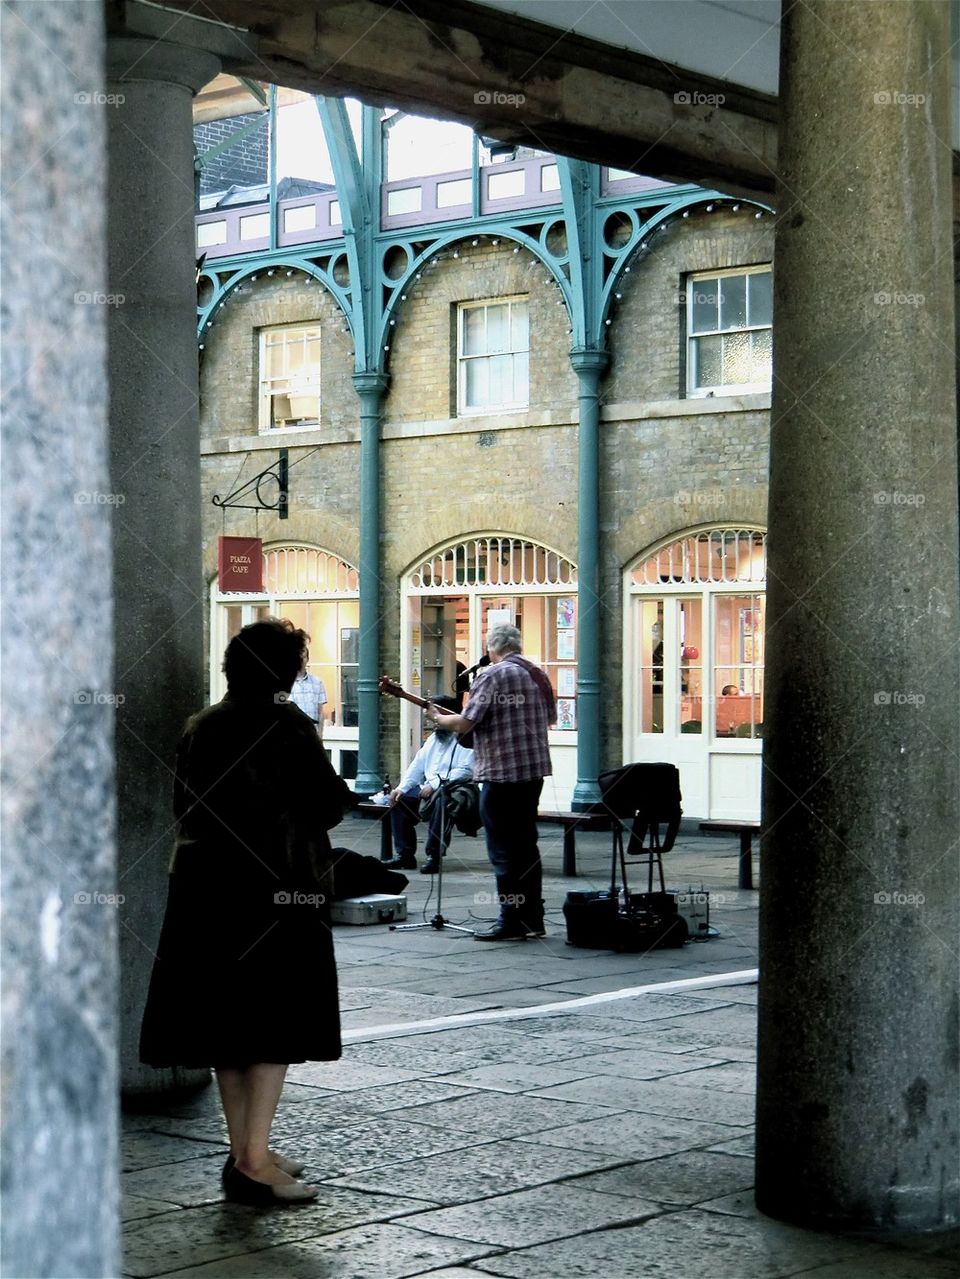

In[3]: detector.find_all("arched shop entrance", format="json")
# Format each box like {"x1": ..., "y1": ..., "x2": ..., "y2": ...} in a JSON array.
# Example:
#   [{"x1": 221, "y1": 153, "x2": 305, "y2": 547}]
[
  {"x1": 210, "y1": 543, "x2": 360, "y2": 780},
  {"x1": 624, "y1": 526, "x2": 766, "y2": 820},
  {"x1": 403, "y1": 535, "x2": 578, "y2": 807}
]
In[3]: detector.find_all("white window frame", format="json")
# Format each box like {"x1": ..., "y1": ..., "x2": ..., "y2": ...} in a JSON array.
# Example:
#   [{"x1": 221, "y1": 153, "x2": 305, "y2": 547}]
[
  {"x1": 686, "y1": 265, "x2": 772, "y2": 398},
  {"x1": 258, "y1": 323, "x2": 321, "y2": 432},
  {"x1": 457, "y1": 297, "x2": 529, "y2": 416}
]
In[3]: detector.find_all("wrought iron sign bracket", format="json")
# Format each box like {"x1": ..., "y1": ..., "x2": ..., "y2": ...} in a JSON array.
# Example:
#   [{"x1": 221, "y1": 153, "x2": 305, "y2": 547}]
[{"x1": 212, "y1": 449, "x2": 288, "y2": 519}]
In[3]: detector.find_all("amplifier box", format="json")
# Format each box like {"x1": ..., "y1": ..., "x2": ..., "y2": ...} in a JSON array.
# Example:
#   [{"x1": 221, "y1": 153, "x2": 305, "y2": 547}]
[
  {"x1": 672, "y1": 888, "x2": 711, "y2": 937},
  {"x1": 331, "y1": 893, "x2": 408, "y2": 926}
]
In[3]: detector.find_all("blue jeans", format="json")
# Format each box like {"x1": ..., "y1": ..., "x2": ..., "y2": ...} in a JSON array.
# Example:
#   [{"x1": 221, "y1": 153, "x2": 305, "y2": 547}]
[
  {"x1": 479, "y1": 779, "x2": 544, "y2": 923},
  {"x1": 391, "y1": 786, "x2": 449, "y2": 861}
]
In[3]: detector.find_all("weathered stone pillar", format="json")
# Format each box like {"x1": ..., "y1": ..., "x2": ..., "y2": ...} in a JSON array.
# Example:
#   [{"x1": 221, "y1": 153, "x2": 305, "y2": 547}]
[
  {"x1": 354, "y1": 372, "x2": 389, "y2": 794},
  {"x1": 107, "y1": 37, "x2": 219, "y2": 1092},
  {"x1": 570, "y1": 348, "x2": 609, "y2": 810},
  {"x1": 1, "y1": 4, "x2": 118, "y2": 1275},
  {"x1": 757, "y1": 0, "x2": 959, "y2": 1232}
]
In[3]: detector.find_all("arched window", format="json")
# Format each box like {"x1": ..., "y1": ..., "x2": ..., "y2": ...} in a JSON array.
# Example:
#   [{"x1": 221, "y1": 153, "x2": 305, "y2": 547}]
[
  {"x1": 211, "y1": 544, "x2": 360, "y2": 777},
  {"x1": 625, "y1": 526, "x2": 766, "y2": 821},
  {"x1": 403, "y1": 534, "x2": 579, "y2": 803}
]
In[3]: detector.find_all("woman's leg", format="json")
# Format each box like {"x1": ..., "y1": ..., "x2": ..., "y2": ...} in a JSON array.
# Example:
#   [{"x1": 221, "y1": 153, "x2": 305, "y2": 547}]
[
  {"x1": 216, "y1": 1063, "x2": 298, "y2": 1184},
  {"x1": 234, "y1": 1063, "x2": 291, "y2": 1182},
  {"x1": 215, "y1": 1067, "x2": 247, "y2": 1159}
]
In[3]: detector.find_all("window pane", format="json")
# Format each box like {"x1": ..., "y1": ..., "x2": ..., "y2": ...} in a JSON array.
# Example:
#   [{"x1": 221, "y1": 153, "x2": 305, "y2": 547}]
[
  {"x1": 511, "y1": 303, "x2": 529, "y2": 350},
  {"x1": 748, "y1": 270, "x2": 773, "y2": 327},
  {"x1": 512, "y1": 350, "x2": 529, "y2": 403},
  {"x1": 462, "y1": 307, "x2": 486, "y2": 356},
  {"x1": 693, "y1": 334, "x2": 722, "y2": 388},
  {"x1": 690, "y1": 277, "x2": 719, "y2": 334},
  {"x1": 465, "y1": 358, "x2": 488, "y2": 407},
  {"x1": 640, "y1": 598, "x2": 664, "y2": 734},
  {"x1": 721, "y1": 331, "x2": 751, "y2": 384},
  {"x1": 487, "y1": 354, "x2": 512, "y2": 403},
  {"x1": 750, "y1": 329, "x2": 773, "y2": 383},
  {"x1": 719, "y1": 274, "x2": 747, "y2": 330},
  {"x1": 486, "y1": 304, "x2": 510, "y2": 354},
  {"x1": 679, "y1": 599, "x2": 702, "y2": 734},
  {"x1": 287, "y1": 340, "x2": 306, "y2": 373}
]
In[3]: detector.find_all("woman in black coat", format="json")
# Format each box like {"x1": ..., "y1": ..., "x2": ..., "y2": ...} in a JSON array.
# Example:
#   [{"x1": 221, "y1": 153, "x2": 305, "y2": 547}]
[{"x1": 139, "y1": 619, "x2": 350, "y2": 1205}]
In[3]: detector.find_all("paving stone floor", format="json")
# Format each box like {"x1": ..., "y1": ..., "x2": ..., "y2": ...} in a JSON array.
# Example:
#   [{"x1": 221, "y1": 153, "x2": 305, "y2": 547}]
[{"x1": 122, "y1": 821, "x2": 960, "y2": 1279}]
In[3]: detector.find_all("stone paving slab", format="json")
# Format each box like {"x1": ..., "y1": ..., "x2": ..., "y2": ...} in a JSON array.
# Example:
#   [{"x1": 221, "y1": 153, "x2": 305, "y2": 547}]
[
  {"x1": 386, "y1": 1090, "x2": 615, "y2": 1139},
  {"x1": 141, "y1": 1222, "x2": 500, "y2": 1279},
  {"x1": 540, "y1": 1045, "x2": 731, "y2": 1080},
  {"x1": 122, "y1": 1195, "x2": 187, "y2": 1224},
  {"x1": 704, "y1": 1133, "x2": 756, "y2": 1157},
  {"x1": 469, "y1": 1209, "x2": 872, "y2": 1279},
  {"x1": 571, "y1": 1149, "x2": 756, "y2": 1205},
  {"x1": 401, "y1": 1181, "x2": 662, "y2": 1247},
  {"x1": 285, "y1": 1060, "x2": 427, "y2": 1091},
  {"x1": 514, "y1": 1110, "x2": 734, "y2": 1159},
  {"x1": 325, "y1": 1138, "x2": 634, "y2": 1205},
  {"x1": 530, "y1": 1075, "x2": 756, "y2": 1126},
  {"x1": 270, "y1": 1117, "x2": 504, "y2": 1179},
  {"x1": 663, "y1": 1061, "x2": 757, "y2": 1093},
  {"x1": 122, "y1": 1154, "x2": 234, "y2": 1208},
  {"x1": 429, "y1": 1060, "x2": 608, "y2": 1094},
  {"x1": 123, "y1": 1185, "x2": 431, "y2": 1277},
  {"x1": 122, "y1": 1130, "x2": 223, "y2": 1171}
]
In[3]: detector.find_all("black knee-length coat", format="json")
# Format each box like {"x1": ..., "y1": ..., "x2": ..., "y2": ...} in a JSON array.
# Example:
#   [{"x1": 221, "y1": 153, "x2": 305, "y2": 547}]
[{"x1": 139, "y1": 694, "x2": 350, "y2": 1068}]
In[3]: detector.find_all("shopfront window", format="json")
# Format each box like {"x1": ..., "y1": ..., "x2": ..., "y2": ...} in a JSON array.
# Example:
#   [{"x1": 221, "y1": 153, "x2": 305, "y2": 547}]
[
  {"x1": 713, "y1": 594, "x2": 765, "y2": 737},
  {"x1": 629, "y1": 528, "x2": 766, "y2": 742},
  {"x1": 212, "y1": 545, "x2": 359, "y2": 728},
  {"x1": 407, "y1": 536, "x2": 578, "y2": 732}
]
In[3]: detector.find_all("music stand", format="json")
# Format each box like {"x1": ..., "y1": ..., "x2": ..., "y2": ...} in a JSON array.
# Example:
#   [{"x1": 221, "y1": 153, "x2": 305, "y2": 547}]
[{"x1": 390, "y1": 762, "x2": 474, "y2": 936}]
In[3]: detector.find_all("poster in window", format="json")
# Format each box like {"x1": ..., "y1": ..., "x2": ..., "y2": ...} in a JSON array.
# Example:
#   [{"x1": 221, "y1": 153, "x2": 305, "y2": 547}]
[
  {"x1": 557, "y1": 629, "x2": 576, "y2": 660},
  {"x1": 556, "y1": 698, "x2": 577, "y2": 730},
  {"x1": 556, "y1": 597, "x2": 576, "y2": 629},
  {"x1": 558, "y1": 667, "x2": 576, "y2": 697}
]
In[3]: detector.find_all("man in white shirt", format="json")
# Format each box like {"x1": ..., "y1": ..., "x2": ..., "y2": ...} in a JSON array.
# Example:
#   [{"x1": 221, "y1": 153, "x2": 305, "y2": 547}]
[
  {"x1": 289, "y1": 646, "x2": 327, "y2": 738},
  {"x1": 385, "y1": 696, "x2": 474, "y2": 873}
]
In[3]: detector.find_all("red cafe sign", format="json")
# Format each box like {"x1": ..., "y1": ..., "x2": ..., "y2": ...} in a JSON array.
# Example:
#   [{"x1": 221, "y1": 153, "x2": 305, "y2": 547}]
[{"x1": 218, "y1": 536, "x2": 263, "y2": 592}]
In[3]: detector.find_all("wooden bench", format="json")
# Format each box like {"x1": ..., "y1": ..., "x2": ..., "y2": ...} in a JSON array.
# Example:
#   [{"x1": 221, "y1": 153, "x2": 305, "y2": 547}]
[
  {"x1": 355, "y1": 800, "x2": 393, "y2": 860},
  {"x1": 355, "y1": 801, "x2": 605, "y2": 878},
  {"x1": 698, "y1": 819, "x2": 761, "y2": 889},
  {"x1": 537, "y1": 810, "x2": 610, "y2": 878}
]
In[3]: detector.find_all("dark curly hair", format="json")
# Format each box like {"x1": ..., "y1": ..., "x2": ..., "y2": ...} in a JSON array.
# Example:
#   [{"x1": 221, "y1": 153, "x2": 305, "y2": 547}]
[{"x1": 222, "y1": 618, "x2": 305, "y2": 697}]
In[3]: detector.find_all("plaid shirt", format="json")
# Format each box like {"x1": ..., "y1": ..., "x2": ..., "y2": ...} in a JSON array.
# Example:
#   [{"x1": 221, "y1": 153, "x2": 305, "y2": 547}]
[
  {"x1": 461, "y1": 654, "x2": 552, "y2": 782},
  {"x1": 289, "y1": 671, "x2": 327, "y2": 727}
]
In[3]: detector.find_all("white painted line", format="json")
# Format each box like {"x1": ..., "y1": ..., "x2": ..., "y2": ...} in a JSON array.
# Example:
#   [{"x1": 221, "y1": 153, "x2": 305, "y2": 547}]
[{"x1": 342, "y1": 967, "x2": 758, "y2": 1043}]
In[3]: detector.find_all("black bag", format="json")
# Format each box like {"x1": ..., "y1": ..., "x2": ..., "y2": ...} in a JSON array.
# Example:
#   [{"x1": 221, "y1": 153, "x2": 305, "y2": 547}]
[{"x1": 329, "y1": 848, "x2": 409, "y2": 900}]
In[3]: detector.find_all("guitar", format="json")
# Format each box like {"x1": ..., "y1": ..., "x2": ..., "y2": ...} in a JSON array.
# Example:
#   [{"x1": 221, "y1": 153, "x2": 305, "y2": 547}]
[{"x1": 378, "y1": 677, "x2": 474, "y2": 748}]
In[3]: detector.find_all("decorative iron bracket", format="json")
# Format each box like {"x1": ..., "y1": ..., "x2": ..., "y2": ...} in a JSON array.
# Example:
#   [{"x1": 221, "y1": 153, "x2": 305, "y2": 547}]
[{"x1": 212, "y1": 449, "x2": 288, "y2": 518}]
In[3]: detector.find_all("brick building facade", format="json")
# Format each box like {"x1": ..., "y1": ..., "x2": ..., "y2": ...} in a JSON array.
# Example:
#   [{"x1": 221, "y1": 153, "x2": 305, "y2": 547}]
[{"x1": 199, "y1": 197, "x2": 774, "y2": 818}]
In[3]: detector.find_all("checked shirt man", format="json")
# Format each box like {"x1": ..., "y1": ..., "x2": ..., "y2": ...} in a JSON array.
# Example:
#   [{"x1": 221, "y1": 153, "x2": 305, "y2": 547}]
[{"x1": 429, "y1": 623, "x2": 555, "y2": 941}]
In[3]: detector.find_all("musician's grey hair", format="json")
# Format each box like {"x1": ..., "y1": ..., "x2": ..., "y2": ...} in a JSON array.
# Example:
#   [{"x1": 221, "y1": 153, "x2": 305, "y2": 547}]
[{"x1": 486, "y1": 623, "x2": 522, "y2": 656}]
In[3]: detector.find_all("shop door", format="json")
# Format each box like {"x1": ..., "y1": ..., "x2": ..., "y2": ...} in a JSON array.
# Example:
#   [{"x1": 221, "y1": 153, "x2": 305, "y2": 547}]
[{"x1": 630, "y1": 595, "x2": 708, "y2": 816}]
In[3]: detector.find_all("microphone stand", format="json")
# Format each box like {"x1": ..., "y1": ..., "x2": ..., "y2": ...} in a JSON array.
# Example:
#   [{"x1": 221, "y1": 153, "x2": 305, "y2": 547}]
[{"x1": 390, "y1": 738, "x2": 474, "y2": 936}]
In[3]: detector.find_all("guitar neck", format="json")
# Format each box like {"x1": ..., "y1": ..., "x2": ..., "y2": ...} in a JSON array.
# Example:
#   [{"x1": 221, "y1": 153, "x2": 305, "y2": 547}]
[{"x1": 379, "y1": 678, "x2": 430, "y2": 710}]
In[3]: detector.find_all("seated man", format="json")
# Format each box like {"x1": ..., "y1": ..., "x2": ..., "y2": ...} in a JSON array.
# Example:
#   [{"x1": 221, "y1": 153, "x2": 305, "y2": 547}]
[{"x1": 384, "y1": 696, "x2": 474, "y2": 874}]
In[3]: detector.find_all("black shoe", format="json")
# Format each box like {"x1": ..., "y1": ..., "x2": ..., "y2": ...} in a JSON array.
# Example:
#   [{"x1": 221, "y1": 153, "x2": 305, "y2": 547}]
[
  {"x1": 522, "y1": 920, "x2": 547, "y2": 938},
  {"x1": 382, "y1": 855, "x2": 417, "y2": 870},
  {"x1": 474, "y1": 919, "x2": 528, "y2": 941},
  {"x1": 224, "y1": 1166, "x2": 318, "y2": 1206},
  {"x1": 420, "y1": 859, "x2": 440, "y2": 874}
]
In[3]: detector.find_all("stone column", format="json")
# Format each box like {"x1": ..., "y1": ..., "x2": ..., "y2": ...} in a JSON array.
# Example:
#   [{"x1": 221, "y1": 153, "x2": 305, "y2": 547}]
[
  {"x1": 570, "y1": 348, "x2": 609, "y2": 810},
  {"x1": 1, "y1": 4, "x2": 118, "y2": 1275},
  {"x1": 354, "y1": 372, "x2": 389, "y2": 794},
  {"x1": 757, "y1": 0, "x2": 959, "y2": 1232},
  {"x1": 107, "y1": 37, "x2": 220, "y2": 1092}
]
